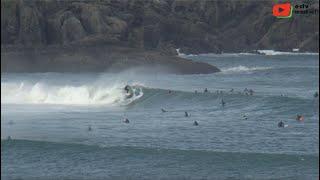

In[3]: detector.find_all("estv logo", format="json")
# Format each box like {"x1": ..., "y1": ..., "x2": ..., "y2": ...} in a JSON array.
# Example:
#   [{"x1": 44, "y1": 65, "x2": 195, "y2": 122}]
[{"x1": 272, "y1": 3, "x2": 293, "y2": 18}]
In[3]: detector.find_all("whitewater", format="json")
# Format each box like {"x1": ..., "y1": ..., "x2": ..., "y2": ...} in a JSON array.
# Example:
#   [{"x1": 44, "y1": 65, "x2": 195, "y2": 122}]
[{"x1": 1, "y1": 53, "x2": 319, "y2": 179}]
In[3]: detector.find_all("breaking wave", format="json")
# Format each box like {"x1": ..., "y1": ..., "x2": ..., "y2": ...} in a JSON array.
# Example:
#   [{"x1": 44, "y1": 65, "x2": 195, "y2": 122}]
[
  {"x1": 176, "y1": 48, "x2": 319, "y2": 57},
  {"x1": 257, "y1": 50, "x2": 319, "y2": 56},
  {"x1": 221, "y1": 65, "x2": 272, "y2": 74},
  {"x1": 1, "y1": 82, "x2": 143, "y2": 105}
]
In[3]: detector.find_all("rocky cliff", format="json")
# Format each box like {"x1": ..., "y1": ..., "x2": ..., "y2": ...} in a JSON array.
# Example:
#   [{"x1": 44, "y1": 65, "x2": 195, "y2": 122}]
[{"x1": 1, "y1": 0, "x2": 319, "y2": 73}]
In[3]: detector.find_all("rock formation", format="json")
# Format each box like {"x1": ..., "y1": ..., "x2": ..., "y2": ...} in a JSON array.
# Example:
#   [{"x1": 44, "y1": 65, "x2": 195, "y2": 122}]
[{"x1": 1, "y1": 0, "x2": 319, "y2": 73}]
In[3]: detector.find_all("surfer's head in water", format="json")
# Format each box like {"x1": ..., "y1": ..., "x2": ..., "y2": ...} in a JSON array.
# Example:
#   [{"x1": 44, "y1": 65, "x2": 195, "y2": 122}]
[
  {"x1": 314, "y1": 92, "x2": 319, "y2": 98},
  {"x1": 204, "y1": 88, "x2": 208, "y2": 93},
  {"x1": 185, "y1": 112, "x2": 189, "y2": 117}
]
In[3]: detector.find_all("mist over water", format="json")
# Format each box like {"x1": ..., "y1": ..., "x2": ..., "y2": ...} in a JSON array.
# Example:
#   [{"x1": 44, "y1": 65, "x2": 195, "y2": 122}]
[{"x1": 1, "y1": 54, "x2": 319, "y2": 179}]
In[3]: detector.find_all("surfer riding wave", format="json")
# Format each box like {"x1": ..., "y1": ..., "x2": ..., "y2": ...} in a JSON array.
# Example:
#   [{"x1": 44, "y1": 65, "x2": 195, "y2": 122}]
[{"x1": 124, "y1": 85, "x2": 134, "y2": 99}]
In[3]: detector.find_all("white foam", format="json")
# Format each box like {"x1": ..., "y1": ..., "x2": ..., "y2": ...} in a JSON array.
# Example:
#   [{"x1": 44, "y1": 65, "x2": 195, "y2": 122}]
[
  {"x1": 221, "y1": 65, "x2": 272, "y2": 74},
  {"x1": 257, "y1": 50, "x2": 318, "y2": 56},
  {"x1": 1, "y1": 82, "x2": 143, "y2": 106},
  {"x1": 176, "y1": 48, "x2": 187, "y2": 56},
  {"x1": 176, "y1": 48, "x2": 318, "y2": 57}
]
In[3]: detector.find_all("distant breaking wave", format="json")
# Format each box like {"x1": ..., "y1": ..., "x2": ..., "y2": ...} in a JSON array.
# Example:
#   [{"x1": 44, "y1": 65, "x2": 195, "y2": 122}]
[
  {"x1": 257, "y1": 50, "x2": 319, "y2": 56},
  {"x1": 221, "y1": 65, "x2": 272, "y2": 74},
  {"x1": 176, "y1": 48, "x2": 319, "y2": 57}
]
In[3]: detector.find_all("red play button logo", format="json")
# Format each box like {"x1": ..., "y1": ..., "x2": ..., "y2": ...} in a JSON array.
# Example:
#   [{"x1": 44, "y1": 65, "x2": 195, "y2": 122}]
[
  {"x1": 278, "y1": 7, "x2": 284, "y2": 12},
  {"x1": 273, "y1": 3, "x2": 292, "y2": 18}
]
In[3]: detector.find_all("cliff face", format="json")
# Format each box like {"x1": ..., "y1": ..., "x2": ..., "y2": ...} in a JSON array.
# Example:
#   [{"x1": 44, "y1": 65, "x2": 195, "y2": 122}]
[{"x1": 2, "y1": 0, "x2": 319, "y2": 54}]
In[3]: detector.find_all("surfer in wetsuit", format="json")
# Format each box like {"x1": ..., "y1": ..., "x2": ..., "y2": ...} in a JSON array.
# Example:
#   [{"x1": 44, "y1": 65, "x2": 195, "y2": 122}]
[
  {"x1": 185, "y1": 111, "x2": 189, "y2": 117},
  {"x1": 278, "y1": 121, "x2": 284, "y2": 128},
  {"x1": 193, "y1": 121, "x2": 199, "y2": 126},
  {"x1": 204, "y1": 88, "x2": 208, "y2": 93},
  {"x1": 88, "y1": 125, "x2": 92, "y2": 131},
  {"x1": 314, "y1": 92, "x2": 319, "y2": 98},
  {"x1": 243, "y1": 114, "x2": 248, "y2": 120},
  {"x1": 244, "y1": 88, "x2": 249, "y2": 95},
  {"x1": 296, "y1": 115, "x2": 304, "y2": 122},
  {"x1": 124, "y1": 85, "x2": 134, "y2": 99},
  {"x1": 161, "y1": 108, "x2": 167, "y2": 112},
  {"x1": 221, "y1": 98, "x2": 226, "y2": 107},
  {"x1": 249, "y1": 89, "x2": 254, "y2": 96},
  {"x1": 124, "y1": 118, "x2": 130, "y2": 123},
  {"x1": 124, "y1": 85, "x2": 130, "y2": 93}
]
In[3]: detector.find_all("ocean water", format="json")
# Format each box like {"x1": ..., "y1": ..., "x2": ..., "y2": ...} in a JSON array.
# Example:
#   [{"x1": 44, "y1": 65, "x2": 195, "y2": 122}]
[{"x1": 1, "y1": 54, "x2": 319, "y2": 180}]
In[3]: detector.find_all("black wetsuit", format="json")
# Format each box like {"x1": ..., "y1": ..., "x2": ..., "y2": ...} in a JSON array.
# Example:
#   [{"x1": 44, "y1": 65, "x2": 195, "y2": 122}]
[
  {"x1": 249, "y1": 89, "x2": 254, "y2": 95},
  {"x1": 221, "y1": 99, "x2": 226, "y2": 107},
  {"x1": 124, "y1": 85, "x2": 134, "y2": 98},
  {"x1": 124, "y1": 85, "x2": 130, "y2": 93},
  {"x1": 278, "y1": 121, "x2": 284, "y2": 128}
]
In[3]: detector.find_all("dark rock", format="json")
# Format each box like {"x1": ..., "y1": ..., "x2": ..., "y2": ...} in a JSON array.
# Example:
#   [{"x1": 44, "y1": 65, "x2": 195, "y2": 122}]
[
  {"x1": 1, "y1": 0, "x2": 318, "y2": 53},
  {"x1": 61, "y1": 15, "x2": 86, "y2": 43},
  {"x1": 18, "y1": 3, "x2": 44, "y2": 46},
  {"x1": 1, "y1": 45, "x2": 220, "y2": 74},
  {"x1": 1, "y1": 0, "x2": 318, "y2": 73}
]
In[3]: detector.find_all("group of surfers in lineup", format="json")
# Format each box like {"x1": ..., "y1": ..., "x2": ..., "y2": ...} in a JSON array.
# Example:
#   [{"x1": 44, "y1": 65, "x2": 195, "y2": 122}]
[
  {"x1": 5, "y1": 85, "x2": 318, "y2": 140},
  {"x1": 87, "y1": 86, "x2": 318, "y2": 131},
  {"x1": 195, "y1": 88, "x2": 254, "y2": 96}
]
